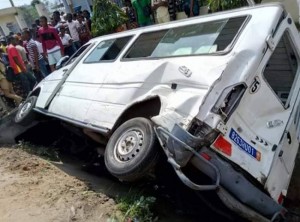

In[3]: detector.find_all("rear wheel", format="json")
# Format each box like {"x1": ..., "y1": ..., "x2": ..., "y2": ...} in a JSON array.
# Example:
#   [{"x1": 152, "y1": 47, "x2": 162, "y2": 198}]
[
  {"x1": 104, "y1": 117, "x2": 159, "y2": 181},
  {"x1": 15, "y1": 96, "x2": 38, "y2": 126}
]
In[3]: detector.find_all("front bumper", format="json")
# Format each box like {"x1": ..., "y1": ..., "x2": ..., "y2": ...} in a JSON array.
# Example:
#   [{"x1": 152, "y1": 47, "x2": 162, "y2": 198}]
[{"x1": 155, "y1": 124, "x2": 286, "y2": 221}]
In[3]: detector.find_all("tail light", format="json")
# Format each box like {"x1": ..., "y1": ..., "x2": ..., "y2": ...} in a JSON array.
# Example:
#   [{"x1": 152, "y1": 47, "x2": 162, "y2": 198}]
[
  {"x1": 211, "y1": 84, "x2": 246, "y2": 122},
  {"x1": 212, "y1": 135, "x2": 232, "y2": 156}
]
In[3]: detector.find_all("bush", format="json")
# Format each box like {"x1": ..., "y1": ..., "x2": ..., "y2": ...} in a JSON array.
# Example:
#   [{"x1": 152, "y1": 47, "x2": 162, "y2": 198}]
[{"x1": 92, "y1": 0, "x2": 128, "y2": 37}]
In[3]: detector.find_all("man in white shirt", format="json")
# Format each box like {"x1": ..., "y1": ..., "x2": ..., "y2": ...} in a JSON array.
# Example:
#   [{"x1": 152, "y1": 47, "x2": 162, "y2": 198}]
[
  {"x1": 66, "y1": 13, "x2": 81, "y2": 50},
  {"x1": 59, "y1": 26, "x2": 75, "y2": 57}
]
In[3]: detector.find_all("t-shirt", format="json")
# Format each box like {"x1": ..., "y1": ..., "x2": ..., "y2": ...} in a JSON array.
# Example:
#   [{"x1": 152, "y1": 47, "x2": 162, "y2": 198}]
[
  {"x1": 67, "y1": 20, "x2": 80, "y2": 42},
  {"x1": 26, "y1": 39, "x2": 43, "y2": 68},
  {"x1": 60, "y1": 34, "x2": 72, "y2": 46},
  {"x1": 132, "y1": 0, "x2": 151, "y2": 25},
  {"x1": 0, "y1": 44, "x2": 7, "y2": 53},
  {"x1": 35, "y1": 40, "x2": 43, "y2": 54},
  {"x1": 7, "y1": 44, "x2": 25, "y2": 74},
  {"x1": 38, "y1": 25, "x2": 63, "y2": 54},
  {"x1": 16, "y1": 45, "x2": 27, "y2": 62}
]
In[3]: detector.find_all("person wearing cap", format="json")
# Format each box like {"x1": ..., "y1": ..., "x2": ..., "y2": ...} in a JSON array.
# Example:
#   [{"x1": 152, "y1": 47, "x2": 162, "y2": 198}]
[
  {"x1": 7, "y1": 35, "x2": 36, "y2": 96},
  {"x1": 38, "y1": 16, "x2": 64, "y2": 72}
]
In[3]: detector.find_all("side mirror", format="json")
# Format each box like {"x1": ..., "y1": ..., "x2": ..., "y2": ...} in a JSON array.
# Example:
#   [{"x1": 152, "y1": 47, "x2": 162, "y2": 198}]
[{"x1": 56, "y1": 56, "x2": 70, "y2": 70}]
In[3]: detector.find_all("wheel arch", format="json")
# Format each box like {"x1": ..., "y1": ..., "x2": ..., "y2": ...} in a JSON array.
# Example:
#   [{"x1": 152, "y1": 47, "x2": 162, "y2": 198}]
[{"x1": 111, "y1": 96, "x2": 162, "y2": 134}]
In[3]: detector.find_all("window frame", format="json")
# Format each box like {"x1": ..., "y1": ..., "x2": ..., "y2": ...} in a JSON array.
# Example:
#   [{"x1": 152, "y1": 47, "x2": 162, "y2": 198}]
[
  {"x1": 83, "y1": 35, "x2": 134, "y2": 64},
  {"x1": 121, "y1": 15, "x2": 251, "y2": 61},
  {"x1": 262, "y1": 29, "x2": 300, "y2": 109},
  {"x1": 65, "y1": 43, "x2": 92, "y2": 66}
]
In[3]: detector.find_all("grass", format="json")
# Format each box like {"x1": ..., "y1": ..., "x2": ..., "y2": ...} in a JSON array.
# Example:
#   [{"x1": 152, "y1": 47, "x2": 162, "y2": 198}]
[
  {"x1": 13, "y1": 140, "x2": 60, "y2": 162},
  {"x1": 109, "y1": 191, "x2": 157, "y2": 222}
]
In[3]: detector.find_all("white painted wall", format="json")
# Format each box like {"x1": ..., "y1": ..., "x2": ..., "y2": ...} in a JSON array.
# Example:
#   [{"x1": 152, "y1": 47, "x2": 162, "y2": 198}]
[
  {"x1": 0, "y1": 14, "x2": 20, "y2": 35},
  {"x1": 35, "y1": 3, "x2": 50, "y2": 20}
]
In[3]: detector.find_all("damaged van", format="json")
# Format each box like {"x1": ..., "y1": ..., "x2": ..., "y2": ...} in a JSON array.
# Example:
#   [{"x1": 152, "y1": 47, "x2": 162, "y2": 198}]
[{"x1": 15, "y1": 3, "x2": 300, "y2": 221}]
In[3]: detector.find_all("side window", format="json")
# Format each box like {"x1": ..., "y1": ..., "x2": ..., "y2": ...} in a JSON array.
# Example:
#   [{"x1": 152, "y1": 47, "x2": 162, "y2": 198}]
[
  {"x1": 84, "y1": 36, "x2": 132, "y2": 63},
  {"x1": 263, "y1": 31, "x2": 298, "y2": 106},
  {"x1": 65, "y1": 43, "x2": 91, "y2": 66},
  {"x1": 124, "y1": 16, "x2": 247, "y2": 59}
]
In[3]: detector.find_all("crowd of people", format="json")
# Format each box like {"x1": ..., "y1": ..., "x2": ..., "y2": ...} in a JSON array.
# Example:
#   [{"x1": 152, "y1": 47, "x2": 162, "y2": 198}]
[
  {"x1": 0, "y1": 0, "x2": 202, "y2": 109},
  {"x1": 0, "y1": 10, "x2": 92, "y2": 109},
  {"x1": 122, "y1": 0, "x2": 201, "y2": 28}
]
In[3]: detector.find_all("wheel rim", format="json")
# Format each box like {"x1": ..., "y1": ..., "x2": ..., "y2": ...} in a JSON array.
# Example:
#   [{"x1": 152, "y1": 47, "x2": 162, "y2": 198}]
[
  {"x1": 114, "y1": 128, "x2": 144, "y2": 162},
  {"x1": 17, "y1": 100, "x2": 32, "y2": 119}
]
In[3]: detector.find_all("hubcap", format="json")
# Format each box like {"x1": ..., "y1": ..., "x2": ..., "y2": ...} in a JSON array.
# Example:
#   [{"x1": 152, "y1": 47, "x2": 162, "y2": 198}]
[
  {"x1": 17, "y1": 101, "x2": 32, "y2": 119},
  {"x1": 114, "y1": 128, "x2": 144, "y2": 162}
]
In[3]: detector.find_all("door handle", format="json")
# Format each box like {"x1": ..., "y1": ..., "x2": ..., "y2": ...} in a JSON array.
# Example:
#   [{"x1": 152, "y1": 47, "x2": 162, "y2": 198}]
[
  {"x1": 63, "y1": 69, "x2": 68, "y2": 72},
  {"x1": 286, "y1": 131, "x2": 292, "y2": 144}
]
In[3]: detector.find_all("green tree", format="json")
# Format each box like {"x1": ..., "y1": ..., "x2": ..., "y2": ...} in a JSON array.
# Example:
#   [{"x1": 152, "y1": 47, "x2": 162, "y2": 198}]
[
  {"x1": 92, "y1": 0, "x2": 128, "y2": 37},
  {"x1": 31, "y1": 0, "x2": 41, "y2": 7},
  {"x1": 18, "y1": 5, "x2": 39, "y2": 28}
]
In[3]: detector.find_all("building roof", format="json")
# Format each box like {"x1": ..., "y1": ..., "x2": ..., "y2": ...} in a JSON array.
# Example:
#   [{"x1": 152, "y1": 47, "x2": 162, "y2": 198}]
[{"x1": 0, "y1": 7, "x2": 17, "y2": 16}]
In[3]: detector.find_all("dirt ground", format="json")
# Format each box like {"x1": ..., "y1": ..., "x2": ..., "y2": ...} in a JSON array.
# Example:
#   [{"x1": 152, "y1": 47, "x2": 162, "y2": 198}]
[{"x1": 0, "y1": 147, "x2": 116, "y2": 222}]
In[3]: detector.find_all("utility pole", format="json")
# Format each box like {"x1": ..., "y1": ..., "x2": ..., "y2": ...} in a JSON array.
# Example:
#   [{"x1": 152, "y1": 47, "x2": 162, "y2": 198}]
[{"x1": 9, "y1": 0, "x2": 15, "y2": 7}]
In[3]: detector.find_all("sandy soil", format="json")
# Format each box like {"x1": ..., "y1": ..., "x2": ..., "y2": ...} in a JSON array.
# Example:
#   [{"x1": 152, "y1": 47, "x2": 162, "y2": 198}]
[{"x1": 0, "y1": 148, "x2": 116, "y2": 222}]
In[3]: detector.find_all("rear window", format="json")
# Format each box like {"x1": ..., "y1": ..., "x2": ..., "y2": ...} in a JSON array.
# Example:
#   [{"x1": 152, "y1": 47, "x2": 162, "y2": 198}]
[
  {"x1": 84, "y1": 36, "x2": 132, "y2": 63},
  {"x1": 124, "y1": 16, "x2": 247, "y2": 59}
]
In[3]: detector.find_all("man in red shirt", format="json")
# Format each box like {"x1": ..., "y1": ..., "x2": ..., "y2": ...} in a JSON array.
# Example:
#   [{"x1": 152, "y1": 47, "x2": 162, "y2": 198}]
[
  {"x1": 38, "y1": 16, "x2": 64, "y2": 72},
  {"x1": 7, "y1": 35, "x2": 36, "y2": 96}
]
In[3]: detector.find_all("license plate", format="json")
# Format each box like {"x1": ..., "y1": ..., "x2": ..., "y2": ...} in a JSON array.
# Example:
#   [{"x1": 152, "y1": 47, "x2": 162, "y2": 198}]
[{"x1": 229, "y1": 129, "x2": 261, "y2": 161}]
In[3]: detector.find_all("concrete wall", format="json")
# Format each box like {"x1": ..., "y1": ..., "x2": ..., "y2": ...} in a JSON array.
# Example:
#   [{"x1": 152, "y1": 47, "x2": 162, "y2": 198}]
[
  {"x1": 0, "y1": 14, "x2": 20, "y2": 35},
  {"x1": 261, "y1": 0, "x2": 299, "y2": 23}
]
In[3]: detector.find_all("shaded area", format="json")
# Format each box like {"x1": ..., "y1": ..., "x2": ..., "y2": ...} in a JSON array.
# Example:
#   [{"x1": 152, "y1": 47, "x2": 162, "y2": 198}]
[{"x1": 3, "y1": 118, "x2": 244, "y2": 221}]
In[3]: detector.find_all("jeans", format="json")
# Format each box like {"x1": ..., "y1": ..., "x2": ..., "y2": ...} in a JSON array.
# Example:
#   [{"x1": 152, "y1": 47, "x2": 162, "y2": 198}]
[
  {"x1": 38, "y1": 58, "x2": 49, "y2": 77},
  {"x1": 64, "y1": 45, "x2": 75, "y2": 57},
  {"x1": 15, "y1": 72, "x2": 36, "y2": 96},
  {"x1": 73, "y1": 41, "x2": 81, "y2": 51}
]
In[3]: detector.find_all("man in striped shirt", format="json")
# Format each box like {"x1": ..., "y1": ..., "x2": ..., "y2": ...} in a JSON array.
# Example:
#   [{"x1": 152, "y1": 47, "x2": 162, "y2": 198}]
[{"x1": 22, "y1": 30, "x2": 48, "y2": 81}]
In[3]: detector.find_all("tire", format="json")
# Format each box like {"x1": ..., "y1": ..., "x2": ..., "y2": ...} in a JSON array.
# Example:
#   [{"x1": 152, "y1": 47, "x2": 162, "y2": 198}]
[
  {"x1": 15, "y1": 96, "x2": 38, "y2": 126},
  {"x1": 104, "y1": 117, "x2": 159, "y2": 182}
]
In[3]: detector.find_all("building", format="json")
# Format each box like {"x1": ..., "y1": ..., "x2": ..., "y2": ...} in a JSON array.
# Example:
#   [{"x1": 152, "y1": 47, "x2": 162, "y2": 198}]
[
  {"x1": 261, "y1": 0, "x2": 300, "y2": 24},
  {"x1": 61, "y1": 0, "x2": 93, "y2": 14},
  {"x1": 0, "y1": 6, "x2": 27, "y2": 36}
]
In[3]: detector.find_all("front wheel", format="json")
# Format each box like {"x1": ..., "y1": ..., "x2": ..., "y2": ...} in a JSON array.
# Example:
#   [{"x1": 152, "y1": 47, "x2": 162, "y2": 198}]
[
  {"x1": 104, "y1": 117, "x2": 160, "y2": 182},
  {"x1": 15, "y1": 96, "x2": 38, "y2": 126}
]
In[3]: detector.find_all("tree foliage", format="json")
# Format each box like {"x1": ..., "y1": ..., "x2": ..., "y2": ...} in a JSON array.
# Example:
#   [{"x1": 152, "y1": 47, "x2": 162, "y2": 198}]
[
  {"x1": 31, "y1": 0, "x2": 41, "y2": 7},
  {"x1": 92, "y1": 0, "x2": 128, "y2": 37},
  {"x1": 18, "y1": 5, "x2": 39, "y2": 28}
]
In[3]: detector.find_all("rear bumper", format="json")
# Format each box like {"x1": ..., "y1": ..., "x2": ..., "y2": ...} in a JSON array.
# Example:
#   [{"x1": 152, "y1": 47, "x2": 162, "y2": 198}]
[{"x1": 155, "y1": 124, "x2": 286, "y2": 221}]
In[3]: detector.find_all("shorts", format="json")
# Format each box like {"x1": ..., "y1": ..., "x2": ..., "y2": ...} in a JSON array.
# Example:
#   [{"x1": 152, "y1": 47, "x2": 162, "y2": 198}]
[{"x1": 48, "y1": 49, "x2": 62, "y2": 66}]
